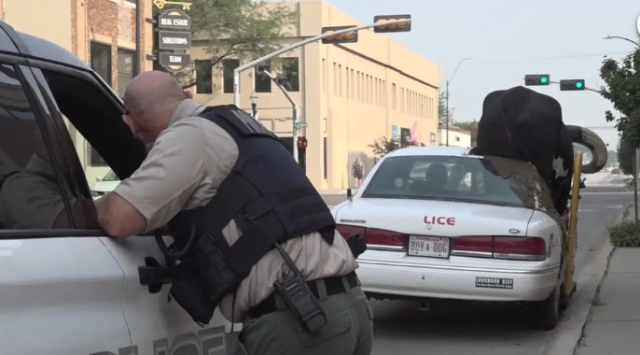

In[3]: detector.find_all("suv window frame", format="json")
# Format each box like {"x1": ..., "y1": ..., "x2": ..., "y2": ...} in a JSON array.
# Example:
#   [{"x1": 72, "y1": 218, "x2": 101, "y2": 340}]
[{"x1": 0, "y1": 56, "x2": 79, "y2": 235}]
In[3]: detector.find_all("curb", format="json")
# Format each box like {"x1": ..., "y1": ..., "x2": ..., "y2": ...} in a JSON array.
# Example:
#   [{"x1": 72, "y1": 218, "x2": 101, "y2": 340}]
[{"x1": 542, "y1": 204, "x2": 630, "y2": 355}]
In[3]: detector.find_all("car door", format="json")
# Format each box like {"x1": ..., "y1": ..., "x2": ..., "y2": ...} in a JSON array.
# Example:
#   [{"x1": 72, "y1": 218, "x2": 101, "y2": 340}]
[
  {"x1": 27, "y1": 60, "x2": 239, "y2": 354},
  {"x1": 0, "y1": 59, "x2": 131, "y2": 355}
]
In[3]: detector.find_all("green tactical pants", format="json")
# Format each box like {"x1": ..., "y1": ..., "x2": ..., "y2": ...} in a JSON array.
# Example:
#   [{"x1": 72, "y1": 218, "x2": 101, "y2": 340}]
[{"x1": 235, "y1": 279, "x2": 374, "y2": 355}]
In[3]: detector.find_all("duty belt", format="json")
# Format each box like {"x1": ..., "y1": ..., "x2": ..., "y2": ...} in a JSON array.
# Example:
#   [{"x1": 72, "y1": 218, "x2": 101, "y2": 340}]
[{"x1": 247, "y1": 271, "x2": 360, "y2": 320}]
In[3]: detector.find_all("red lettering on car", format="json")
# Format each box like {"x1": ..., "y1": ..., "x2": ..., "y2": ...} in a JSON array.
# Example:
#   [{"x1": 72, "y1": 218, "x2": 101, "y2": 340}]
[{"x1": 423, "y1": 216, "x2": 456, "y2": 226}]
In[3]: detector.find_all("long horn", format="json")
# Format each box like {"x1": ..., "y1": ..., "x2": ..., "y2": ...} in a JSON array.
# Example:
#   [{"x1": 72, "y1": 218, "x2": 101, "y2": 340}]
[{"x1": 566, "y1": 125, "x2": 608, "y2": 174}]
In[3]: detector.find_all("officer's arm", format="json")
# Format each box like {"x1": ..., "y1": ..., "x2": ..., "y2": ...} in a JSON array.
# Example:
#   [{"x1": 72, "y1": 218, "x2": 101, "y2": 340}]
[{"x1": 97, "y1": 122, "x2": 207, "y2": 237}]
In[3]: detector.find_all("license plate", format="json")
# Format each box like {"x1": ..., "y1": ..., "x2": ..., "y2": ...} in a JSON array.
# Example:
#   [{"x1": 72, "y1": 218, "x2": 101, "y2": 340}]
[{"x1": 408, "y1": 236, "x2": 450, "y2": 258}]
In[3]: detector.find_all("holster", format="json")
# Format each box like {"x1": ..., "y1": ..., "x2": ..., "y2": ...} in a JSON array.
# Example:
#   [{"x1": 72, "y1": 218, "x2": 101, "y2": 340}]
[
  {"x1": 346, "y1": 233, "x2": 367, "y2": 258},
  {"x1": 167, "y1": 259, "x2": 215, "y2": 325}
]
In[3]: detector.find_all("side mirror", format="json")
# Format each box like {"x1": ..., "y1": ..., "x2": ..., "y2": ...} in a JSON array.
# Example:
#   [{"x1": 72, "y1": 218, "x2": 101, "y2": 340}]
[{"x1": 346, "y1": 188, "x2": 352, "y2": 200}]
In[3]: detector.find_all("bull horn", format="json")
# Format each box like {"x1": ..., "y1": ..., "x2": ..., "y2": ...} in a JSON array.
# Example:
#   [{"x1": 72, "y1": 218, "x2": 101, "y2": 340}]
[{"x1": 566, "y1": 125, "x2": 608, "y2": 174}]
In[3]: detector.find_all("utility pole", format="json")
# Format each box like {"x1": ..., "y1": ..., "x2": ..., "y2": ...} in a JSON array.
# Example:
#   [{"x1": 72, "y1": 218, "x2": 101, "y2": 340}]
[
  {"x1": 444, "y1": 57, "x2": 472, "y2": 146},
  {"x1": 445, "y1": 80, "x2": 449, "y2": 146},
  {"x1": 135, "y1": 0, "x2": 142, "y2": 75}
]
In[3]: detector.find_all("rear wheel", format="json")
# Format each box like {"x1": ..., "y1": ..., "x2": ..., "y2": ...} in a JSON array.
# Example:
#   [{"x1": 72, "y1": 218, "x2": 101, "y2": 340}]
[{"x1": 529, "y1": 282, "x2": 560, "y2": 330}]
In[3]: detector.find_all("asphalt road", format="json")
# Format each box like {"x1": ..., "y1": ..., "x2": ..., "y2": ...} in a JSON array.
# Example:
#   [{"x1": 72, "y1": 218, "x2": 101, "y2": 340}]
[{"x1": 322, "y1": 185, "x2": 633, "y2": 355}]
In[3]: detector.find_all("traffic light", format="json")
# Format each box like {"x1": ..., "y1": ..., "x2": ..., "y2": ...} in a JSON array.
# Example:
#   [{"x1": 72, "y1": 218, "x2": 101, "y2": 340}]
[
  {"x1": 321, "y1": 26, "x2": 358, "y2": 44},
  {"x1": 373, "y1": 14, "x2": 412, "y2": 33},
  {"x1": 559, "y1": 79, "x2": 585, "y2": 91},
  {"x1": 297, "y1": 137, "x2": 308, "y2": 149},
  {"x1": 524, "y1": 74, "x2": 550, "y2": 86}
]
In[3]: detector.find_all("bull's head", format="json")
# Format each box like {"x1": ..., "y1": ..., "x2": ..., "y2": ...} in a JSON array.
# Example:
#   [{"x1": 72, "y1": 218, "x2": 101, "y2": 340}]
[{"x1": 566, "y1": 125, "x2": 608, "y2": 174}]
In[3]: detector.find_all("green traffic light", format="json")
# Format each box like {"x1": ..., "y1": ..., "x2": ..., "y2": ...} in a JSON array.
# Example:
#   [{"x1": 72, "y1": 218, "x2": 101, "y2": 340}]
[
  {"x1": 576, "y1": 81, "x2": 583, "y2": 89},
  {"x1": 541, "y1": 77, "x2": 548, "y2": 84}
]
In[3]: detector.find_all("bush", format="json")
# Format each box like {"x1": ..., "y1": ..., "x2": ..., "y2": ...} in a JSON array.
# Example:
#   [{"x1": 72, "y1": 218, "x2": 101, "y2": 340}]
[
  {"x1": 624, "y1": 177, "x2": 633, "y2": 190},
  {"x1": 609, "y1": 209, "x2": 640, "y2": 246}
]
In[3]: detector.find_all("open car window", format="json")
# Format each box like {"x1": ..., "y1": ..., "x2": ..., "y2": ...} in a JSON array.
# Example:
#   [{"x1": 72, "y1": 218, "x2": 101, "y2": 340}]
[
  {"x1": 362, "y1": 155, "x2": 556, "y2": 211},
  {"x1": 0, "y1": 63, "x2": 82, "y2": 230}
]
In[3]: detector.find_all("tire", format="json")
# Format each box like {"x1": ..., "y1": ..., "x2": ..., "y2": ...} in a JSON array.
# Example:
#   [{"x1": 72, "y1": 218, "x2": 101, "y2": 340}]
[{"x1": 529, "y1": 282, "x2": 560, "y2": 330}]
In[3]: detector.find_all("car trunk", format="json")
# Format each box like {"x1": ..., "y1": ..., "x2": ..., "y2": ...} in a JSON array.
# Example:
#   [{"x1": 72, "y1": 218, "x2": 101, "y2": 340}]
[{"x1": 335, "y1": 198, "x2": 545, "y2": 263}]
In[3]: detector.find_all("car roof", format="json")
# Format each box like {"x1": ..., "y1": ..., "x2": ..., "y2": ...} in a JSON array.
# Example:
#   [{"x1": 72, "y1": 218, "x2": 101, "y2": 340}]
[
  {"x1": 0, "y1": 21, "x2": 92, "y2": 71},
  {"x1": 384, "y1": 146, "x2": 473, "y2": 158}
]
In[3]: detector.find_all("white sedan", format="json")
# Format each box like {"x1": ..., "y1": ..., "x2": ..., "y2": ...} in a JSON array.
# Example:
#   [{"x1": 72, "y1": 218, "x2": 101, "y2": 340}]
[{"x1": 332, "y1": 146, "x2": 570, "y2": 330}]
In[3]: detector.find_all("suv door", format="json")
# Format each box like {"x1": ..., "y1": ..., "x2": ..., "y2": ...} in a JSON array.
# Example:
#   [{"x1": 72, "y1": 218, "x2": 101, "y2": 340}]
[
  {"x1": 27, "y1": 60, "x2": 238, "y2": 354},
  {"x1": 0, "y1": 60, "x2": 131, "y2": 355}
]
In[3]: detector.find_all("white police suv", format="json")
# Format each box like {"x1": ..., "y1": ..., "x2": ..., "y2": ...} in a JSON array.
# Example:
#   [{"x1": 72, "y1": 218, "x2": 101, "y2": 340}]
[{"x1": 0, "y1": 21, "x2": 237, "y2": 354}]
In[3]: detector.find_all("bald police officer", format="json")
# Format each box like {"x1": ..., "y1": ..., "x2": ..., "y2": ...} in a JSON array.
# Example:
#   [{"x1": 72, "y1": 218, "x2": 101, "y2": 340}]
[{"x1": 95, "y1": 71, "x2": 374, "y2": 355}]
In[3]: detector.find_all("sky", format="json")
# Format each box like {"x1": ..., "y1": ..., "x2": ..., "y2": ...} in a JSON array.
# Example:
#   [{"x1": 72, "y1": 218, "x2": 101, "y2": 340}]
[{"x1": 322, "y1": 0, "x2": 640, "y2": 150}]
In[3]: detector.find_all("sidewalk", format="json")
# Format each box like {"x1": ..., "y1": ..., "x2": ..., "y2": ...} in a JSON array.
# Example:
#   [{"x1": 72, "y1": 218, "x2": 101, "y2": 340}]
[{"x1": 575, "y1": 246, "x2": 640, "y2": 355}]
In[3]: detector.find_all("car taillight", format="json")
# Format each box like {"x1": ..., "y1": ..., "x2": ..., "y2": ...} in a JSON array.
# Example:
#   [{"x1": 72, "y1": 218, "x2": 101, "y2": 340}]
[
  {"x1": 451, "y1": 236, "x2": 547, "y2": 261},
  {"x1": 336, "y1": 224, "x2": 407, "y2": 252}
]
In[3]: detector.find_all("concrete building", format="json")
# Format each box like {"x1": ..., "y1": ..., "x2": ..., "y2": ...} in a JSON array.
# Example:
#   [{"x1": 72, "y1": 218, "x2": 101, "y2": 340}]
[
  {"x1": 0, "y1": 0, "x2": 155, "y2": 184},
  {"x1": 438, "y1": 123, "x2": 471, "y2": 148},
  {"x1": 190, "y1": 0, "x2": 441, "y2": 189}
]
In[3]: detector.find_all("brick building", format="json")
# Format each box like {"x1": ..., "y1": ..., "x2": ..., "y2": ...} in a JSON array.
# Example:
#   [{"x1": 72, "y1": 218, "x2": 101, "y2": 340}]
[{"x1": 0, "y1": 0, "x2": 154, "y2": 183}]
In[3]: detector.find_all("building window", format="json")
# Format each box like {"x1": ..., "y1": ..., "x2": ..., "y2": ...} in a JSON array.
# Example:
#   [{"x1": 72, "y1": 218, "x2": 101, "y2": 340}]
[
  {"x1": 280, "y1": 57, "x2": 300, "y2": 92},
  {"x1": 117, "y1": 49, "x2": 135, "y2": 97},
  {"x1": 430, "y1": 133, "x2": 436, "y2": 143},
  {"x1": 90, "y1": 42, "x2": 111, "y2": 86},
  {"x1": 222, "y1": 59, "x2": 239, "y2": 94},
  {"x1": 456, "y1": 136, "x2": 461, "y2": 142},
  {"x1": 195, "y1": 60, "x2": 213, "y2": 94},
  {"x1": 323, "y1": 137, "x2": 328, "y2": 180},
  {"x1": 255, "y1": 60, "x2": 271, "y2": 93}
]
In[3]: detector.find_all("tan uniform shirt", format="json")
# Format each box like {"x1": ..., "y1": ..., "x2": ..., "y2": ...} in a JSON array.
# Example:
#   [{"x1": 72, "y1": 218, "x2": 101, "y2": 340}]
[{"x1": 114, "y1": 99, "x2": 358, "y2": 322}]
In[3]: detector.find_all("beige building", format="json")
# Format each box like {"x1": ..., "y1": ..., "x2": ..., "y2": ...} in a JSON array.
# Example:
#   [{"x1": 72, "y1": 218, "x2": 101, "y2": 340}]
[
  {"x1": 0, "y1": 0, "x2": 155, "y2": 184},
  {"x1": 191, "y1": 0, "x2": 441, "y2": 190},
  {"x1": 438, "y1": 123, "x2": 471, "y2": 148}
]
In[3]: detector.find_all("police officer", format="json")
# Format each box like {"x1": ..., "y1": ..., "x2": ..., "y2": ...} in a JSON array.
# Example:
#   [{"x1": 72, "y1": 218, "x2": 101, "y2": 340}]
[{"x1": 95, "y1": 71, "x2": 374, "y2": 355}]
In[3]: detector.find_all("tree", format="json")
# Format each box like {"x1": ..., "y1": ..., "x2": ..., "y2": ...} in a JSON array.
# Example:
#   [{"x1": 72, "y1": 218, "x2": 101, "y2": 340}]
[
  {"x1": 369, "y1": 136, "x2": 398, "y2": 158},
  {"x1": 438, "y1": 91, "x2": 454, "y2": 124},
  {"x1": 599, "y1": 46, "x2": 640, "y2": 146},
  {"x1": 454, "y1": 120, "x2": 479, "y2": 147},
  {"x1": 178, "y1": 0, "x2": 297, "y2": 89},
  {"x1": 618, "y1": 132, "x2": 635, "y2": 174}
]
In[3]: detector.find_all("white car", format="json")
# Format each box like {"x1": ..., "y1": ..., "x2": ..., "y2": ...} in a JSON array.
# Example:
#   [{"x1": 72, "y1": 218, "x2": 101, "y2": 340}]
[
  {"x1": 332, "y1": 146, "x2": 570, "y2": 330},
  {"x1": 91, "y1": 169, "x2": 120, "y2": 199}
]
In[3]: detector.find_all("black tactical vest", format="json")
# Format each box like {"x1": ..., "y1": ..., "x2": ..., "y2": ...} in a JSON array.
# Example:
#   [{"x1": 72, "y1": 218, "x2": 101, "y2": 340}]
[{"x1": 167, "y1": 105, "x2": 335, "y2": 282}]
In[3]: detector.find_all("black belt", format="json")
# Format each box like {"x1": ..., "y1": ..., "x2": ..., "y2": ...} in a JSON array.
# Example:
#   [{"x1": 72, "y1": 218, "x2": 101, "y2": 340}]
[{"x1": 247, "y1": 271, "x2": 360, "y2": 320}]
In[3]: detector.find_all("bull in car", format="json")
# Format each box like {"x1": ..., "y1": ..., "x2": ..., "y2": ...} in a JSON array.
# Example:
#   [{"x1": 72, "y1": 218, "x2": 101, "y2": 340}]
[{"x1": 469, "y1": 86, "x2": 607, "y2": 216}]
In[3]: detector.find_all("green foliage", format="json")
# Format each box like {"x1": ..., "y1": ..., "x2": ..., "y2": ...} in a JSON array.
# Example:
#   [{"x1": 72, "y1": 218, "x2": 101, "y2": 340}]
[
  {"x1": 599, "y1": 46, "x2": 640, "y2": 145},
  {"x1": 454, "y1": 120, "x2": 479, "y2": 147},
  {"x1": 609, "y1": 208, "x2": 640, "y2": 247},
  {"x1": 178, "y1": 0, "x2": 297, "y2": 88},
  {"x1": 438, "y1": 91, "x2": 454, "y2": 124},
  {"x1": 618, "y1": 132, "x2": 635, "y2": 175},
  {"x1": 369, "y1": 136, "x2": 398, "y2": 158}
]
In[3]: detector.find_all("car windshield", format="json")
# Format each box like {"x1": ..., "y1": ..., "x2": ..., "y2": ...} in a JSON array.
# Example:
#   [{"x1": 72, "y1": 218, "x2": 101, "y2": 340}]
[
  {"x1": 102, "y1": 170, "x2": 119, "y2": 181},
  {"x1": 361, "y1": 155, "x2": 555, "y2": 210}
]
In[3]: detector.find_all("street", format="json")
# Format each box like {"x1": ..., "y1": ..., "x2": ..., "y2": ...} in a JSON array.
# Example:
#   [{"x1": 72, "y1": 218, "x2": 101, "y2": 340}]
[{"x1": 323, "y1": 183, "x2": 633, "y2": 355}]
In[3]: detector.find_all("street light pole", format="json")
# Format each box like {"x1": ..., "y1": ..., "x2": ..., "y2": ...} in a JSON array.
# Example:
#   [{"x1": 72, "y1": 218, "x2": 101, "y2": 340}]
[
  {"x1": 233, "y1": 18, "x2": 412, "y2": 113},
  {"x1": 262, "y1": 70, "x2": 301, "y2": 164},
  {"x1": 135, "y1": 0, "x2": 142, "y2": 75},
  {"x1": 604, "y1": 35, "x2": 640, "y2": 47},
  {"x1": 445, "y1": 57, "x2": 472, "y2": 146}
]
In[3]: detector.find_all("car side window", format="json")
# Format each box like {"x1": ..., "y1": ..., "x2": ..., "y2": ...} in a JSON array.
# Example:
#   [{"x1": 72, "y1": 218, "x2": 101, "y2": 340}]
[{"x1": 0, "y1": 64, "x2": 75, "y2": 230}]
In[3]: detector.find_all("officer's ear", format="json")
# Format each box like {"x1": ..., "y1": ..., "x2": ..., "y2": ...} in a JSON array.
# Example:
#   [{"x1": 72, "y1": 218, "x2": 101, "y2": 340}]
[{"x1": 183, "y1": 89, "x2": 193, "y2": 99}]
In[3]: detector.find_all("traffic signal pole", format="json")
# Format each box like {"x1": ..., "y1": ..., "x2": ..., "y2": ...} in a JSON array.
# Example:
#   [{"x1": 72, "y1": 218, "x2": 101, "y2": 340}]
[{"x1": 232, "y1": 18, "x2": 411, "y2": 110}]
